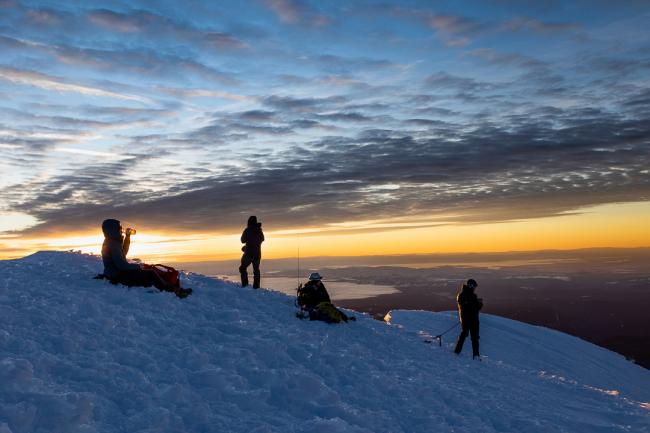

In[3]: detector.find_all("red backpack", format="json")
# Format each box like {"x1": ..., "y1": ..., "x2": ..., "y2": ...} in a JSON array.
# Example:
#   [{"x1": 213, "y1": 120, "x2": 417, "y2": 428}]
[{"x1": 141, "y1": 264, "x2": 181, "y2": 289}]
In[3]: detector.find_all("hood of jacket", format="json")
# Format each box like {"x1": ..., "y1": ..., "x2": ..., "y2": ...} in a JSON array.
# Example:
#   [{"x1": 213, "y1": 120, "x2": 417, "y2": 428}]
[
  {"x1": 461, "y1": 284, "x2": 474, "y2": 294},
  {"x1": 102, "y1": 219, "x2": 123, "y2": 241}
]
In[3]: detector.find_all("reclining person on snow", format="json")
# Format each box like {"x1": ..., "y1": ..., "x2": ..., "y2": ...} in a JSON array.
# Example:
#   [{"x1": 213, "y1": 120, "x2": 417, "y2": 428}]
[
  {"x1": 100, "y1": 219, "x2": 192, "y2": 298},
  {"x1": 296, "y1": 272, "x2": 353, "y2": 323}
]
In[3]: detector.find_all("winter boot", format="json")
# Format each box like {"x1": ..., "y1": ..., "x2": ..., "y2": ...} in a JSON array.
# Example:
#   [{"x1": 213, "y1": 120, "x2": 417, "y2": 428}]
[{"x1": 175, "y1": 288, "x2": 193, "y2": 299}]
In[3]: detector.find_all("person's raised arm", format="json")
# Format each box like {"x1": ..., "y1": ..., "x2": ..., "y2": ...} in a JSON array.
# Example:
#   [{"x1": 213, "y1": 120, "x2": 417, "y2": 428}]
[
  {"x1": 241, "y1": 229, "x2": 247, "y2": 244},
  {"x1": 122, "y1": 232, "x2": 131, "y2": 256}
]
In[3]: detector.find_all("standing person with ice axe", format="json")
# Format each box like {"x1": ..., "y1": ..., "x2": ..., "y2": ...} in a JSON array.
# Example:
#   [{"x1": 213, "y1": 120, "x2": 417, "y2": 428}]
[
  {"x1": 239, "y1": 215, "x2": 264, "y2": 289},
  {"x1": 454, "y1": 278, "x2": 483, "y2": 359}
]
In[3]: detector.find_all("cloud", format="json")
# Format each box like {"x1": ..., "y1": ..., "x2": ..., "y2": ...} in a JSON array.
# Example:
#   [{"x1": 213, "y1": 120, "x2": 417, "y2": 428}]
[
  {"x1": 0, "y1": 106, "x2": 171, "y2": 133},
  {"x1": 363, "y1": 9, "x2": 486, "y2": 47},
  {"x1": 87, "y1": 8, "x2": 142, "y2": 32},
  {"x1": 0, "y1": 34, "x2": 236, "y2": 85},
  {"x1": 424, "y1": 72, "x2": 498, "y2": 93},
  {"x1": 237, "y1": 110, "x2": 277, "y2": 121},
  {"x1": 264, "y1": 0, "x2": 301, "y2": 23},
  {"x1": 315, "y1": 112, "x2": 374, "y2": 123},
  {"x1": 8, "y1": 101, "x2": 650, "y2": 237},
  {"x1": 25, "y1": 7, "x2": 71, "y2": 27},
  {"x1": 428, "y1": 14, "x2": 484, "y2": 47},
  {"x1": 365, "y1": 7, "x2": 578, "y2": 47},
  {"x1": 156, "y1": 87, "x2": 249, "y2": 100},
  {"x1": 54, "y1": 147, "x2": 120, "y2": 158},
  {"x1": 467, "y1": 48, "x2": 546, "y2": 70},
  {"x1": 502, "y1": 17, "x2": 579, "y2": 33},
  {"x1": 0, "y1": 119, "x2": 100, "y2": 155},
  {"x1": 87, "y1": 8, "x2": 248, "y2": 51},
  {"x1": 1, "y1": 0, "x2": 648, "y2": 246},
  {"x1": 584, "y1": 56, "x2": 650, "y2": 76},
  {"x1": 262, "y1": 95, "x2": 348, "y2": 112},
  {"x1": 429, "y1": 15, "x2": 481, "y2": 35},
  {"x1": 263, "y1": 0, "x2": 332, "y2": 27},
  {"x1": 314, "y1": 54, "x2": 399, "y2": 73},
  {"x1": 0, "y1": 66, "x2": 148, "y2": 102},
  {"x1": 623, "y1": 88, "x2": 650, "y2": 108},
  {"x1": 77, "y1": 105, "x2": 174, "y2": 120},
  {"x1": 464, "y1": 48, "x2": 570, "y2": 98}
]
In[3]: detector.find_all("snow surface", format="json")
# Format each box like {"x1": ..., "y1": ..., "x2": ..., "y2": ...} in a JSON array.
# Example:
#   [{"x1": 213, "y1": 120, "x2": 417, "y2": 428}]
[{"x1": 0, "y1": 251, "x2": 648, "y2": 433}]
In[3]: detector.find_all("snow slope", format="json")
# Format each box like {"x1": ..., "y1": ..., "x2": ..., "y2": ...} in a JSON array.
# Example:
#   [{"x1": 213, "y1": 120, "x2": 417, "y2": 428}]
[{"x1": 0, "y1": 251, "x2": 648, "y2": 433}]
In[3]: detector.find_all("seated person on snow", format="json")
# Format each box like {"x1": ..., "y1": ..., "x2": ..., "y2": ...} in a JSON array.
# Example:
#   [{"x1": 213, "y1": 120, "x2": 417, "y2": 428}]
[
  {"x1": 296, "y1": 272, "x2": 353, "y2": 323},
  {"x1": 100, "y1": 218, "x2": 192, "y2": 298}
]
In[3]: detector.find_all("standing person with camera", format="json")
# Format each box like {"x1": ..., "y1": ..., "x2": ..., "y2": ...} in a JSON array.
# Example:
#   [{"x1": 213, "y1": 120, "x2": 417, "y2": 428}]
[
  {"x1": 454, "y1": 278, "x2": 483, "y2": 359},
  {"x1": 239, "y1": 215, "x2": 264, "y2": 289}
]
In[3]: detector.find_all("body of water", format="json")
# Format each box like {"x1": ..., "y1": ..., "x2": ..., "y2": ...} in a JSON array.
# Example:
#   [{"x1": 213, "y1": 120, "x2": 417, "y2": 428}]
[{"x1": 217, "y1": 275, "x2": 399, "y2": 301}]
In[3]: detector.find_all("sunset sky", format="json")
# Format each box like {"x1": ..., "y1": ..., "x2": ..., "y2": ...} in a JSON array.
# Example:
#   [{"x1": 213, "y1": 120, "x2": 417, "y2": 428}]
[{"x1": 1, "y1": 0, "x2": 649, "y2": 262}]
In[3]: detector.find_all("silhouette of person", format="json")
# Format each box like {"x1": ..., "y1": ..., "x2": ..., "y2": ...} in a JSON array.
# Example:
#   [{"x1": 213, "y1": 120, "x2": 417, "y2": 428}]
[
  {"x1": 297, "y1": 272, "x2": 331, "y2": 309},
  {"x1": 239, "y1": 215, "x2": 264, "y2": 288},
  {"x1": 100, "y1": 219, "x2": 191, "y2": 297},
  {"x1": 454, "y1": 278, "x2": 483, "y2": 359},
  {"x1": 296, "y1": 272, "x2": 352, "y2": 323}
]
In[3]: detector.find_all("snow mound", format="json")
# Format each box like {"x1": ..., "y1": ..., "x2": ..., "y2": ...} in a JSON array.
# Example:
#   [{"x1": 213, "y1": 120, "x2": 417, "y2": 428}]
[{"x1": 1, "y1": 251, "x2": 648, "y2": 433}]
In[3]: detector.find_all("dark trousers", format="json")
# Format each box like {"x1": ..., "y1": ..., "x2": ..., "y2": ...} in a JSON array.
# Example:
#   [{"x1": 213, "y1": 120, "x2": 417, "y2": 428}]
[
  {"x1": 239, "y1": 253, "x2": 261, "y2": 288},
  {"x1": 112, "y1": 269, "x2": 169, "y2": 292},
  {"x1": 454, "y1": 320, "x2": 480, "y2": 357}
]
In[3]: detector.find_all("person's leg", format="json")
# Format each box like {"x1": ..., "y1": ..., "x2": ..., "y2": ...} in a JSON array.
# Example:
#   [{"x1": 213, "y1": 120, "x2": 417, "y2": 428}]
[
  {"x1": 147, "y1": 270, "x2": 178, "y2": 292},
  {"x1": 454, "y1": 324, "x2": 469, "y2": 354},
  {"x1": 470, "y1": 321, "x2": 480, "y2": 358},
  {"x1": 145, "y1": 270, "x2": 192, "y2": 297},
  {"x1": 239, "y1": 254, "x2": 252, "y2": 287},
  {"x1": 252, "y1": 254, "x2": 261, "y2": 289},
  {"x1": 113, "y1": 270, "x2": 137, "y2": 287}
]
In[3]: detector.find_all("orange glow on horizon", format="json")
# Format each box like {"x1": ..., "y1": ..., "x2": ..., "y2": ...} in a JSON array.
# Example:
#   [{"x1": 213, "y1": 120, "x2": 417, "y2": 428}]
[{"x1": 1, "y1": 201, "x2": 649, "y2": 262}]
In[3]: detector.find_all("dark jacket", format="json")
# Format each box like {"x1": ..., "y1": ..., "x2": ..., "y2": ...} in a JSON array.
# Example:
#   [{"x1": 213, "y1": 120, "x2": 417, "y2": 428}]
[
  {"x1": 241, "y1": 220, "x2": 264, "y2": 256},
  {"x1": 101, "y1": 219, "x2": 140, "y2": 278},
  {"x1": 457, "y1": 285, "x2": 483, "y2": 324},
  {"x1": 298, "y1": 280, "x2": 331, "y2": 309}
]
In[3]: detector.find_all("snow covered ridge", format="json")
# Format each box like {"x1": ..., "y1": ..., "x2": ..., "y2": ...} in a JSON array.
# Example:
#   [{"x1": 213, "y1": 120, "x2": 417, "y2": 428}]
[{"x1": 1, "y1": 251, "x2": 648, "y2": 433}]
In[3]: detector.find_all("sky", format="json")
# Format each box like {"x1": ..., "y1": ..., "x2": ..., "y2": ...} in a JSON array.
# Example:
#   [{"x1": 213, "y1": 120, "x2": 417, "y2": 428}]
[{"x1": 0, "y1": 0, "x2": 649, "y2": 261}]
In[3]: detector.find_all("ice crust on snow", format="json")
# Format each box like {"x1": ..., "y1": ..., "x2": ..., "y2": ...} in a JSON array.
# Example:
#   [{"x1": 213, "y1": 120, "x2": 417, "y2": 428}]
[{"x1": 0, "y1": 251, "x2": 648, "y2": 433}]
